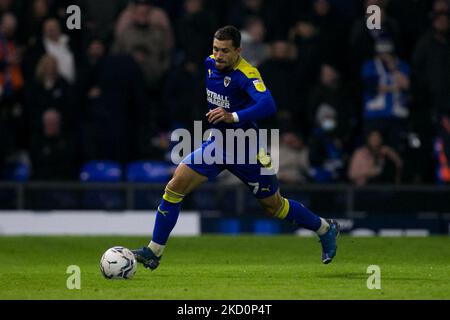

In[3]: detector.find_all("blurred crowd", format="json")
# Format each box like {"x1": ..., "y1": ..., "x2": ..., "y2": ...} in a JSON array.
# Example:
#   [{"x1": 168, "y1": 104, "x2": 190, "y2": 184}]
[{"x1": 0, "y1": 0, "x2": 450, "y2": 185}]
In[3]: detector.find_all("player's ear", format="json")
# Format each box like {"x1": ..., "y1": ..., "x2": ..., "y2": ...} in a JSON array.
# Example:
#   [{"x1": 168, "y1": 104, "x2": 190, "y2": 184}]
[{"x1": 236, "y1": 47, "x2": 242, "y2": 55}]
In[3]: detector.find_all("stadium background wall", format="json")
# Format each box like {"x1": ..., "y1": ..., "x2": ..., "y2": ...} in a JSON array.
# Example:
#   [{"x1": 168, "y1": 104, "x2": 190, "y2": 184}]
[{"x1": 0, "y1": 210, "x2": 448, "y2": 236}]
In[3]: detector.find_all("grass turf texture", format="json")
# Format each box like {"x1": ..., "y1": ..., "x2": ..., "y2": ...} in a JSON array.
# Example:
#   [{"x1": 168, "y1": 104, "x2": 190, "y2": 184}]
[{"x1": 0, "y1": 236, "x2": 449, "y2": 300}]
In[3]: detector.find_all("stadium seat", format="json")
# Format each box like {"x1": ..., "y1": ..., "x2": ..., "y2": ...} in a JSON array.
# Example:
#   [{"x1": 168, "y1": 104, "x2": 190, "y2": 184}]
[
  {"x1": 80, "y1": 161, "x2": 122, "y2": 183},
  {"x1": 126, "y1": 161, "x2": 175, "y2": 209},
  {"x1": 80, "y1": 161, "x2": 124, "y2": 210},
  {"x1": 126, "y1": 161, "x2": 174, "y2": 183},
  {"x1": 2, "y1": 162, "x2": 31, "y2": 182}
]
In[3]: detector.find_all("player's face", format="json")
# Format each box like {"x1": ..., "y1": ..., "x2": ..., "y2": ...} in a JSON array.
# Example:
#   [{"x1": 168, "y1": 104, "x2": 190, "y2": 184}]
[{"x1": 213, "y1": 39, "x2": 241, "y2": 71}]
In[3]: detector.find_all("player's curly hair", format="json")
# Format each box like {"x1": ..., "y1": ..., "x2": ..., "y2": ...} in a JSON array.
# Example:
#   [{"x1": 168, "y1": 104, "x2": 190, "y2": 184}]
[{"x1": 214, "y1": 25, "x2": 241, "y2": 48}]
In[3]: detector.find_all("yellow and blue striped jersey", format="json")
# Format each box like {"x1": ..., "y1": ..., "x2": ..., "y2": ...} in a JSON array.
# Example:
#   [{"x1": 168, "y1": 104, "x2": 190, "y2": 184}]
[{"x1": 205, "y1": 55, "x2": 276, "y2": 131}]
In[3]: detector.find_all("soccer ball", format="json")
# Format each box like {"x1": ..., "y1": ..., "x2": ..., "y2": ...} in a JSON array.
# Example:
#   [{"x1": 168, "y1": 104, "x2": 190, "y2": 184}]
[{"x1": 100, "y1": 247, "x2": 137, "y2": 280}]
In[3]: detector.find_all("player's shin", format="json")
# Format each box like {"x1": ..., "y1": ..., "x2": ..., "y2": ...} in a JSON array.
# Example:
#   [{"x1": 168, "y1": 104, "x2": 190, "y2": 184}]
[
  {"x1": 149, "y1": 187, "x2": 185, "y2": 256},
  {"x1": 275, "y1": 198, "x2": 329, "y2": 235}
]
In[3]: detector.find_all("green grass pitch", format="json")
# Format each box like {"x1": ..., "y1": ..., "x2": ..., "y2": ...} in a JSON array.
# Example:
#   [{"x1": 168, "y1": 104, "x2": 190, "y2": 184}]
[{"x1": 0, "y1": 236, "x2": 449, "y2": 300}]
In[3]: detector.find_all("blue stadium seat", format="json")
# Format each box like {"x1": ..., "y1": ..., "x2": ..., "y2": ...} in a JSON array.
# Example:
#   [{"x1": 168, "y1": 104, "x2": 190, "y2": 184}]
[
  {"x1": 126, "y1": 161, "x2": 175, "y2": 209},
  {"x1": 80, "y1": 161, "x2": 124, "y2": 210},
  {"x1": 2, "y1": 162, "x2": 31, "y2": 182},
  {"x1": 126, "y1": 161, "x2": 174, "y2": 183},
  {"x1": 80, "y1": 161, "x2": 122, "y2": 183}
]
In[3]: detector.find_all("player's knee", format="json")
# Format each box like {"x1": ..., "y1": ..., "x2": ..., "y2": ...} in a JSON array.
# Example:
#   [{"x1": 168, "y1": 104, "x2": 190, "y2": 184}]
[
  {"x1": 166, "y1": 176, "x2": 188, "y2": 196},
  {"x1": 262, "y1": 199, "x2": 284, "y2": 218},
  {"x1": 264, "y1": 206, "x2": 279, "y2": 217}
]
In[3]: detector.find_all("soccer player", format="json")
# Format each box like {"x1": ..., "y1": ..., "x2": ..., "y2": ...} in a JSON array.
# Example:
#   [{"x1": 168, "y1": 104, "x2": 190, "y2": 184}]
[{"x1": 132, "y1": 26, "x2": 339, "y2": 270}]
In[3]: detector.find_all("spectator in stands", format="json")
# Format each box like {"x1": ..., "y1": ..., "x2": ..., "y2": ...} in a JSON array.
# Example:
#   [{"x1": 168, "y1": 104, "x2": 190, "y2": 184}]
[
  {"x1": 277, "y1": 132, "x2": 310, "y2": 184},
  {"x1": 362, "y1": 40, "x2": 411, "y2": 153},
  {"x1": 432, "y1": 0, "x2": 450, "y2": 15},
  {"x1": 0, "y1": 0, "x2": 19, "y2": 18},
  {"x1": 30, "y1": 109, "x2": 77, "y2": 180},
  {"x1": 349, "y1": 130, "x2": 403, "y2": 185},
  {"x1": 227, "y1": 0, "x2": 268, "y2": 31},
  {"x1": 24, "y1": 17, "x2": 76, "y2": 84},
  {"x1": 240, "y1": 15, "x2": 269, "y2": 67},
  {"x1": 412, "y1": 12, "x2": 450, "y2": 121},
  {"x1": 289, "y1": 14, "x2": 322, "y2": 88},
  {"x1": 309, "y1": 0, "x2": 347, "y2": 69},
  {"x1": 79, "y1": 0, "x2": 128, "y2": 46},
  {"x1": 25, "y1": 54, "x2": 72, "y2": 134},
  {"x1": 20, "y1": 0, "x2": 50, "y2": 47},
  {"x1": 0, "y1": 12, "x2": 26, "y2": 166},
  {"x1": 385, "y1": 0, "x2": 430, "y2": 61},
  {"x1": 164, "y1": 58, "x2": 204, "y2": 131},
  {"x1": 42, "y1": 18, "x2": 76, "y2": 84},
  {"x1": 115, "y1": 0, "x2": 173, "y2": 42},
  {"x1": 349, "y1": 0, "x2": 402, "y2": 76},
  {"x1": 0, "y1": 12, "x2": 24, "y2": 99},
  {"x1": 308, "y1": 104, "x2": 346, "y2": 183},
  {"x1": 113, "y1": 0, "x2": 173, "y2": 91},
  {"x1": 308, "y1": 64, "x2": 356, "y2": 147},
  {"x1": 258, "y1": 41, "x2": 297, "y2": 130},
  {"x1": 434, "y1": 113, "x2": 450, "y2": 184},
  {"x1": 81, "y1": 52, "x2": 149, "y2": 163},
  {"x1": 76, "y1": 38, "x2": 106, "y2": 115},
  {"x1": 176, "y1": 0, "x2": 217, "y2": 68}
]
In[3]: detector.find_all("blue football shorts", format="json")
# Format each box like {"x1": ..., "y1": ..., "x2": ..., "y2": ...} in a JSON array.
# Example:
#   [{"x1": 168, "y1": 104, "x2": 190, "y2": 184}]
[{"x1": 181, "y1": 139, "x2": 279, "y2": 199}]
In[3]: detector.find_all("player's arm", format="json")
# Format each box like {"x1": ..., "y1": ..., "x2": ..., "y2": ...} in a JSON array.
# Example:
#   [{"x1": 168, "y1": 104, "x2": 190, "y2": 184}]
[
  {"x1": 234, "y1": 77, "x2": 276, "y2": 123},
  {"x1": 206, "y1": 85, "x2": 276, "y2": 124}
]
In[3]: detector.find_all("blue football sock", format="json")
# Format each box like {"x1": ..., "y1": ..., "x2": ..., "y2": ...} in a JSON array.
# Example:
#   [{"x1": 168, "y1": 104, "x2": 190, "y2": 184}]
[
  {"x1": 151, "y1": 188, "x2": 184, "y2": 246},
  {"x1": 276, "y1": 198, "x2": 321, "y2": 232}
]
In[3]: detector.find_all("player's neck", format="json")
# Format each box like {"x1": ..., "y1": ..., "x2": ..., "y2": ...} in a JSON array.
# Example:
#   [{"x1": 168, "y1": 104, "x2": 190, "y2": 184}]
[
  {"x1": 231, "y1": 56, "x2": 242, "y2": 70},
  {"x1": 220, "y1": 56, "x2": 241, "y2": 73}
]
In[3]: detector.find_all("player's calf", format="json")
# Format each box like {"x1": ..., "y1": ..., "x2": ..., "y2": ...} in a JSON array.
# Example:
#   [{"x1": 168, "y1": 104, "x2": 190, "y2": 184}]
[{"x1": 260, "y1": 193, "x2": 339, "y2": 264}]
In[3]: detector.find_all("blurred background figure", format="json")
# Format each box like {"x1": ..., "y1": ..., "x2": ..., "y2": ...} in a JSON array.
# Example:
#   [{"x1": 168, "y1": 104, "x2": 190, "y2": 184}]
[
  {"x1": 78, "y1": 0, "x2": 128, "y2": 46},
  {"x1": 258, "y1": 40, "x2": 297, "y2": 131},
  {"x1": 361, "y1": 39, "x2": 410, "y2": 154},
  {"x1": 348, "y1": 130, "x2": 403, "y2": 186},
  {"x1": 80, "y1": 52, "x2": 148, "y2": 164},
  {"x1": 0, "y1": 12, "x2": 23, "y2": 98},
  {"x1": 30, "y1": 109, "x2": 77, "y2": 181},
  {"x1": 277, "y1": 132, "x2": 310, "y2": 185},
  {"x1": 308, "y1": 105, "x2": 345, "y2": 183},
  {"x1": 240, "y1": 15, "x2": 269, "y2": 67},
  {"x1": 308, "y1": 64, "x2": 355, "y2": 147},
  {"x1": 434, "y1": 112, "x2": 450, "y2": 184},
  {"x1": 20, "y1": 0, "x2": 50, "y2": 47},
  {"x1": 25, "y1": 17, "x2": 76, "y2": 84},
  {"x1": 26, "y1": 54, "x2": 72, "y2": 135},
  {"x1": 113, "y1": 0, "x2": 172, "y2": 92},
  {"x1": 175, "y1": 0, "x2": 217, "y2": 68},
  {"x1": 228, "y1": 0, "x2": 268, "y2": 32},
  {"x1": 163, "y1": 59, "x2": 204, "y2": 132},
  {"x1": 349, "y1": 0, "x2": 402, "y2": 76},
  {"x1": 412, "y1": 11, "x2": 450, "y2": 124}
]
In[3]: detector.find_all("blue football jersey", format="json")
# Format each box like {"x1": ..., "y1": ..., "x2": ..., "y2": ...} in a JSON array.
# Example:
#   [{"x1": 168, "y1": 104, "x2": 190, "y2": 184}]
[{"x1": 205, "y1": 55, "x2": 275, "y2": 132}]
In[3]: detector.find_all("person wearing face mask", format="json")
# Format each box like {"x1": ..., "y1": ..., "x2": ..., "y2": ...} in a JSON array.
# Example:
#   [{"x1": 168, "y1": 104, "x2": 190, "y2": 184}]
[
  {"x1": 308, "y1": 64, "x2": 355, "y2": 143},
  {"x1": 348, "y1": 130, "x2": 403, "y2": 186},
  {"x1": 308, "y1": 104, "x2": 345, "y2": 183}
]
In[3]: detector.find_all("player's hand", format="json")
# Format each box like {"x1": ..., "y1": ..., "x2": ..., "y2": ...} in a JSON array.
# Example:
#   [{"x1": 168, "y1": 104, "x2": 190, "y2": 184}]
[{"x1": 206, "y1": 107, "x2": 234, "y2": 124}]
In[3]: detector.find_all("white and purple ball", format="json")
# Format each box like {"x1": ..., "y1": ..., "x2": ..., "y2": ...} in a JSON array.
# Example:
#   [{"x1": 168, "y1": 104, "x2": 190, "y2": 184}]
[{"x1": 100, "y1": 247, "x2": 137, "y2": 280}]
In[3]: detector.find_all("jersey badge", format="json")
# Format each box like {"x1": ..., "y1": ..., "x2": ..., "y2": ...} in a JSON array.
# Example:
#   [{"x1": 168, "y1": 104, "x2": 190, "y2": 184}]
[{"x1": 224, "y1": 76, "x2": 231, "y2": 87}]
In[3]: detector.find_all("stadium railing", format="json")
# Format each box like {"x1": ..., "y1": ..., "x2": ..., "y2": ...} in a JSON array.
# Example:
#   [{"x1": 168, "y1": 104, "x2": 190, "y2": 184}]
[{"x1": 0, "y1": 182, "x2": 449, "y2": 216}]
